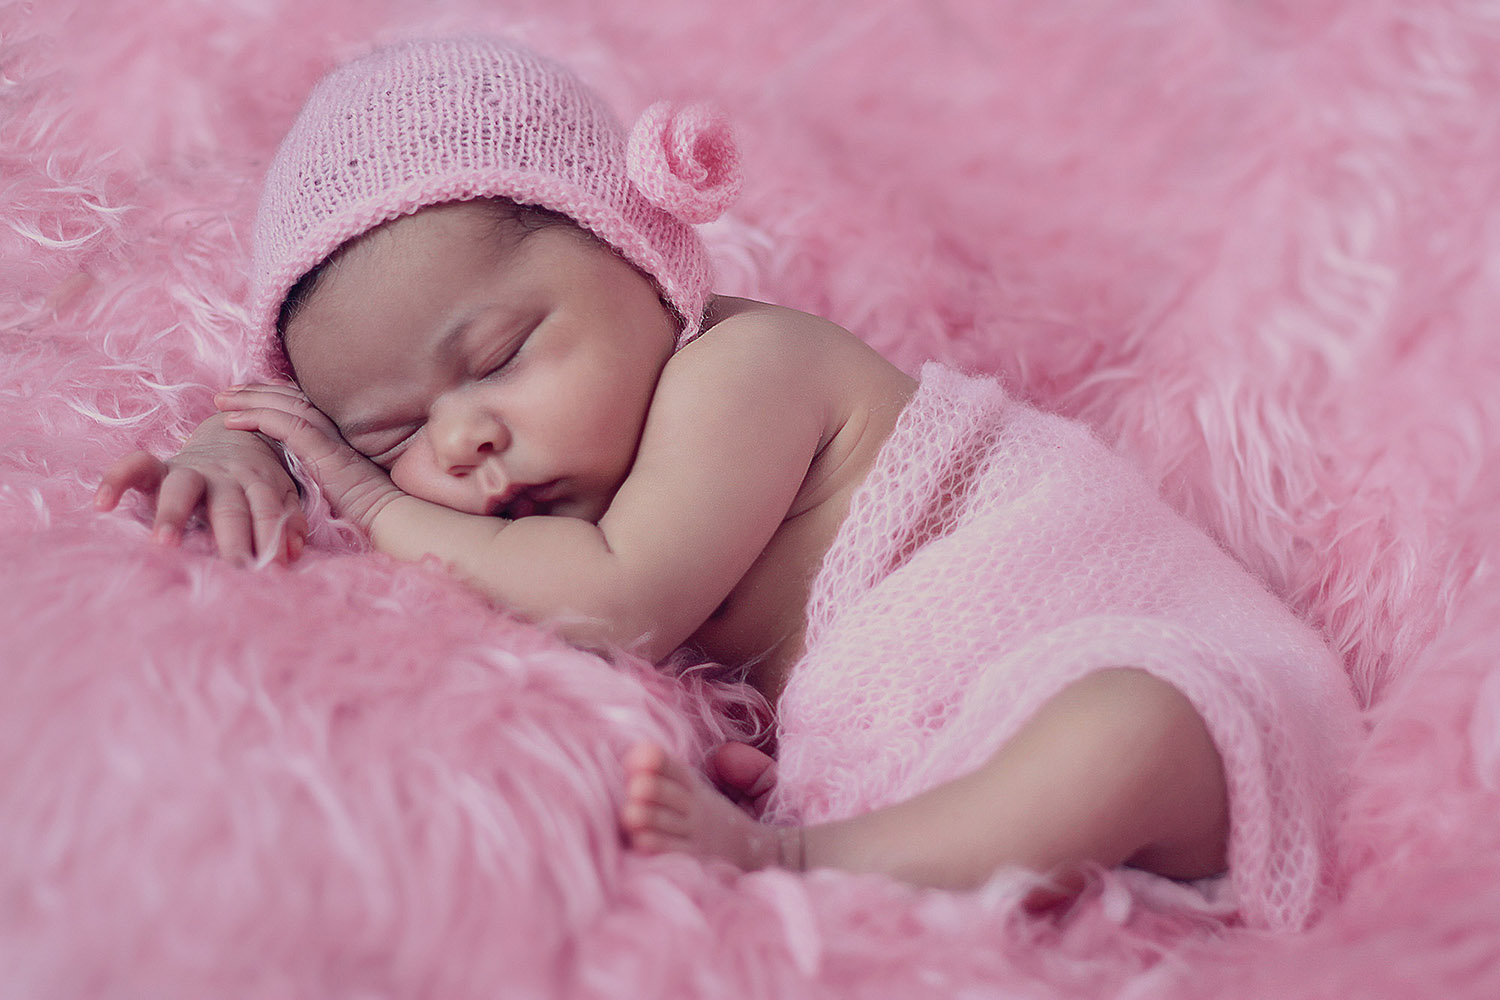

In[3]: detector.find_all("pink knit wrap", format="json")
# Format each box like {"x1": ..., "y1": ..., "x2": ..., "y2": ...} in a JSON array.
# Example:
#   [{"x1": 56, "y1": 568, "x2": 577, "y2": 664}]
[
  {"x1": 770, "y1": 364, "x2": 1362, "y2": 931},
  {"x1": 250, "y1": 36, "x2": 737, "y2": 349}
]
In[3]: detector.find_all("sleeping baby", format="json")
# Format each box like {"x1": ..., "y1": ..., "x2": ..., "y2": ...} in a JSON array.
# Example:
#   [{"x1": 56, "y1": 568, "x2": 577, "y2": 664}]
[{"x1": 96, "y1": 35, "x2": 1360, "y2": 928}]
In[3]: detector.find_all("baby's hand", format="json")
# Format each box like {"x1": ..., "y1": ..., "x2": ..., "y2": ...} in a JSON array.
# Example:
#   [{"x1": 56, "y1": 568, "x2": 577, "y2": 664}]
[
  {"x1": 215, "y1": 383, "x2": 403, "y2": 533},
  {"x1": 95, "y1": 412, "x2": 306, "y2": 565}
]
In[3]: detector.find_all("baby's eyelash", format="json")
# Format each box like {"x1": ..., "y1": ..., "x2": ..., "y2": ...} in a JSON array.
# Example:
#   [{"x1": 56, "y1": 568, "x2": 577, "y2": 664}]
[
  {"x1": 478, "y1": 339, "x2": 525, "y2": 378},
  {"x1": 364, "y1": 426, "x2": 420, "y2": 467},
  {"x1": 476, "y1": 315, "x2": 542, "y2": 378}
]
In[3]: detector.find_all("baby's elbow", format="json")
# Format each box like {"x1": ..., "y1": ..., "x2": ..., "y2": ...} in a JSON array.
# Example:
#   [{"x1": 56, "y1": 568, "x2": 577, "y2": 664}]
[
  {"x1": 548, "y1": 608, "x2": 680, "y2": 664},
  {"x1": 541, "y1": 583, "x2": 685, "y2": 664},
  {"x1": 490, "y1": 525, "x2": 697, "y2": 664}
]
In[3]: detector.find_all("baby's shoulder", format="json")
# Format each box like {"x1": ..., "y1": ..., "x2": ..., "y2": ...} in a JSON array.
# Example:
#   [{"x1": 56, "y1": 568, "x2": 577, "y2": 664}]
[
  {"x1": 642, "y1": 298, "x2": 837, "y2": 437},
  {"x1": 663, "y1": 296, "x2": 915, "y2": 429},
  {"x1": 670, "y1": 297, "x2": 876, "y2": 388},
  {"x1": 694, "y1": 296, "x2": 845, "y2": 358}
]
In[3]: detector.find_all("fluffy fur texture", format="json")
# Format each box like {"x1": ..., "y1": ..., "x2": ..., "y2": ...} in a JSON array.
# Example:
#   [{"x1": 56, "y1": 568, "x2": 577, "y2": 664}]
[{"x1": 5, "y1": 0, "x2": 1500, "y2": 996}]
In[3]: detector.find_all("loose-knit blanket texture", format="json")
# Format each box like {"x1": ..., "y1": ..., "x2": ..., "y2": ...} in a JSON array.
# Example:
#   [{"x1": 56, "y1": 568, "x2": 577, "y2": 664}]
[{"x1": 774, "y1": 363, "x2": 1359, "y2": 930}]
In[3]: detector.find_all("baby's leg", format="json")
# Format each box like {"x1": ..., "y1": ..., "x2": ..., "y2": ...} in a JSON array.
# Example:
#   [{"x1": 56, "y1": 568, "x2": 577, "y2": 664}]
[
  {"x1": 799, "y1": 667, "x2": 1228, "y2": 893},
  {"x1": 621, "y1": 669, "x2": 1227, "y2": 896}
]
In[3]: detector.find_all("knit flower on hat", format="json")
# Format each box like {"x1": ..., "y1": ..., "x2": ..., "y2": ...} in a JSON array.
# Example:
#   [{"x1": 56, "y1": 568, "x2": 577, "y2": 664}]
[{"x1": 627, "y1": 101, "x2": 741, "y2": 225}]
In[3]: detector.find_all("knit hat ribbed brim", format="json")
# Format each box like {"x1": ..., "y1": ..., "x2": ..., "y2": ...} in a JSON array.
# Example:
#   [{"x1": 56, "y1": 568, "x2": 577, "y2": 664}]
[{"x1": 250, "y1": 35, "x2": 740, "y2": 350}]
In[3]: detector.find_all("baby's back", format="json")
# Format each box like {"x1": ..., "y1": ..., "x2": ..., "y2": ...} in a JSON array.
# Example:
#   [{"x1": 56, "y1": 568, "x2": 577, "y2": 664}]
[{"x1": 681, "y1": 297, "x2": 916, "y2": 700}]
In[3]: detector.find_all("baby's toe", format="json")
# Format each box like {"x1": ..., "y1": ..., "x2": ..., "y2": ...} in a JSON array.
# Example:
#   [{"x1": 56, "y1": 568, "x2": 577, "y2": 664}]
[
  {"x1": 625, "y1": 828, "x2": 683, "y2": 856},
  {"x1": 623, "y1": 742, "x2": 703, "y2": 793},
  {"x1": 627, "y1": 769, "x2": 692, "y2": 815},
  {"x1": 709, "y1": 742, "x2": 778, "y2": 800},
  {"x1": 623, "y1": 741, "x2": 669, "y2": 775},
  {"x1": 622, "y1": 797, "x2": 689, "y2": 840}
]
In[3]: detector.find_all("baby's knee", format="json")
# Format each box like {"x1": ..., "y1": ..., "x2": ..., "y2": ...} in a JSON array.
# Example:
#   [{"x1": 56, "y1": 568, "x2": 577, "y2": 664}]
[
  {"x1": 1084, "y1": 670, "x2": 1221, "y2": 785},
  {"x1": 1069, "y1": 667, "x2": 1197, "y2": 732},
  {"x1": 1058, "y1": 668, "x2": 1200, "y2": 745},
  {"x1": 1082, "y1": 669, "x2": 1228, "y2": 875}
]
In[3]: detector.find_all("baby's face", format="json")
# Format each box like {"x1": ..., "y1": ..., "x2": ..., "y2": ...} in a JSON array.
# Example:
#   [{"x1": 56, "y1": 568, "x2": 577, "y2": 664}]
[{"x1": 281, "y1": 201, "x2": 678, "y2": 522}]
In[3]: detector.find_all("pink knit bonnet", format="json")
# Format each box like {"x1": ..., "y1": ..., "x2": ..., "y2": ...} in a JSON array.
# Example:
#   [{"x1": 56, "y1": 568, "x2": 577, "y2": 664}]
[{"x1": 249, "y1": 35, "x2": 740, "y2": 349}]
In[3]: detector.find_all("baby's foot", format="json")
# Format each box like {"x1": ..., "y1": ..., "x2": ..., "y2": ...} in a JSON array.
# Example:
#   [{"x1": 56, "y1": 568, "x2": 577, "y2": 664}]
[
  {"x1": 621, "y1": 742, "x2": 802, "y2": 872},
  {"x1": 707, "y1": 741, "x2": 778, "y2": 815}
]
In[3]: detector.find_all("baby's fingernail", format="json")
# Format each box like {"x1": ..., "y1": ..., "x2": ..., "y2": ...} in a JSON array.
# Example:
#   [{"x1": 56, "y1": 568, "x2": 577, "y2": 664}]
[
  {"x1": 152, "y1": 525, "x2": 179, "y2": 545},
  {"x1": 289, "y1": 533, "x2": 304, "y2": 560}
]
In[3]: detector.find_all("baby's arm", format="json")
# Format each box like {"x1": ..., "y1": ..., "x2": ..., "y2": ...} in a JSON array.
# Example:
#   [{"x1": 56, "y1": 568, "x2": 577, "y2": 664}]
[
  {"x1": 221, "y1": 317, "x2": 827, "y2": 658},
  {"x1": 95, "y1": 412, "x2": 306, "y2": 564}
]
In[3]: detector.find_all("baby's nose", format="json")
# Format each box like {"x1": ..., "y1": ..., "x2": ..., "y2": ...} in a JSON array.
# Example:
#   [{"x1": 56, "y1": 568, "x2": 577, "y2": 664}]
[{"x1": 430, "y1": 394, "x2": 509, "y2": 474}]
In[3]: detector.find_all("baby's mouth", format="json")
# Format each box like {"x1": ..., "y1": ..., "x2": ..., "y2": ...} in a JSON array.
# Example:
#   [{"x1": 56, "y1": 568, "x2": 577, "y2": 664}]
[{"x1": 490, "y1": 480, "x2": 560, "y2": 519}]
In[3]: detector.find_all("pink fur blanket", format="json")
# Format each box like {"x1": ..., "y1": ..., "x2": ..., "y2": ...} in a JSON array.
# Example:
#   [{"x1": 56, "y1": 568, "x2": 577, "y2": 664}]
[{"x1": 5, "y1": 0, "x2": 1499, "y2": 996}]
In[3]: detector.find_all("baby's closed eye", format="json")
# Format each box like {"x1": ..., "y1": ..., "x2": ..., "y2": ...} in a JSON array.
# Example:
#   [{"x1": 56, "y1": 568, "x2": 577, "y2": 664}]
[
  {"x1": 354, "y1": 425, "x2": 421, "y2": 468},
  {"x1": 472, "y1": 314, "x2": 542, "y2": 381}
]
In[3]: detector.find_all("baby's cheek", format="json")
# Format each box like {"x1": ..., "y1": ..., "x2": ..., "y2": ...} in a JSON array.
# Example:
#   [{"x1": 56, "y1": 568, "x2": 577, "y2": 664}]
[
  {"x1": 389, "y1": 452, "x2": 482, "y2": 515},
  {"x1": 388, "y1": 454, "x2": 432, "y2": 502}
]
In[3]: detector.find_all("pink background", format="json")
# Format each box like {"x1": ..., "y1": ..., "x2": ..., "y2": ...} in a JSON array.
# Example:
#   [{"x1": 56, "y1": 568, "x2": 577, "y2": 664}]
[{"x1": 4, "y1": 0, "x2": 1499, "y2": 995}]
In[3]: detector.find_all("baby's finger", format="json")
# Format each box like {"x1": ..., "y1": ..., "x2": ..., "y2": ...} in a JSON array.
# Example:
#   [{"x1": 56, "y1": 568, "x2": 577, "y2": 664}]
[
  {"x1": 221, "y1": 381, "x2": 300, "y2": 394},
  {"x1": 214, "y1": 384, "x2": 308, "y2": 410},
  {"x1": 223, "y1": 406, "x2": 395, "y2": 530},
  {"x1": 95, "y1": 451, "x2": 167, "y2": 510},
  {"x1": 219, "y1": 407, "x2": 343, "y2": 467},
  {"x1": 245, "y1": 478, "x2": 306, "y2": 564},
  {"x1": 215, "y1": 387, "x2": 329, "y2": 431},
  {"x1": 218, "y1": 390, "x2": 346, "y2": 447},
  {"x1": 151, "y1": 467, "x2": 209, "y2": 545},
  {"x1": 221, "y1": 406, "x2": 287, "y2": 440},
  {"x1": 204, "y1": 485, "x2": 256, "y2": 565}
]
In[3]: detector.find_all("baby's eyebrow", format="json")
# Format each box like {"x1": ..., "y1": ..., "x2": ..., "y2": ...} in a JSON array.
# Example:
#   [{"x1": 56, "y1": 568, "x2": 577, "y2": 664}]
[{"x1": 432, "y1": 315, "x2": 476, "y2": 366}]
